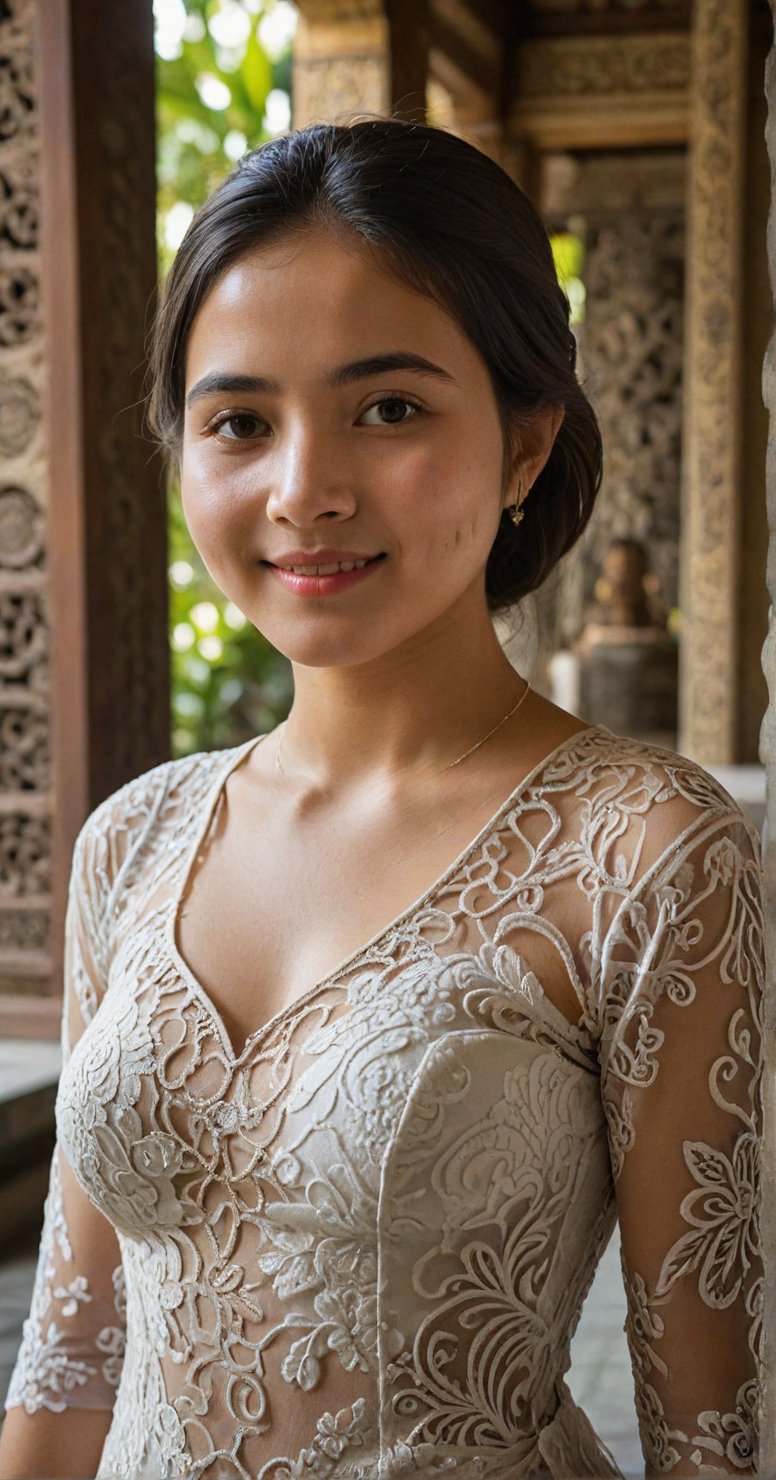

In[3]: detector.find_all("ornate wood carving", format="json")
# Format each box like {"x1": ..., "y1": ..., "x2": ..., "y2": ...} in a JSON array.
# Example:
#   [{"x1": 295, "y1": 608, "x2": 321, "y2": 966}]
[
  {"x1": 293, "y1": 1, "x2": 390, "y2": 126},
  {"x1": 295, "y1": 0, "x2": 384, "y2": 17},
  {"x1": 61, "y1": 1, "x2": 168, "y2": 794},
  {"x1": 678, "y1": 0, "x2": 747, "y2": 764},
  {"x1": 525, "y1": 0, "x2": 690, "y2": 27},
  {"x1": 540, "y1": 152, "x2": 685, "y2": 676},
  {"x1": 737, "y1": 0, "x2": 771, "y2": 764},
  {"x1": 528, "y1": 0, "x2": 685, "y2": 8},
  {"x1": 579, "y1": 208, "x2": 684, "y2": 617},
  {"x1": 520, "y1": 32, "x2": 689, "y2": 92},
  {"x1": 0, "y1": 0, "x2": 52, "y2": 1007},
  {"x1": 758, "y1": 8, "x2": 776, "y2": 1451},
  {"x1": 0, "y1": 0, "x2": 165, "y2": 1035},
  {"x1": 511, "y1": 32, "x2": 690, "y2": 146}
]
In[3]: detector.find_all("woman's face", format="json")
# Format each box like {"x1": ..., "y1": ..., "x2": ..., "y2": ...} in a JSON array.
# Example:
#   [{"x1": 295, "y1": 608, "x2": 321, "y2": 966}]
[{"x1": 181, "y1": 228, "x2": 521, "y2": 669}]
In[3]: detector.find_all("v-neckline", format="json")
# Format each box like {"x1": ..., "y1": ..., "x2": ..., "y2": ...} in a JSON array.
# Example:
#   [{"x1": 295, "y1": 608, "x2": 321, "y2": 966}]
[{"x1": 165, "y1": 721, "x2": 607, "y2": 1065}]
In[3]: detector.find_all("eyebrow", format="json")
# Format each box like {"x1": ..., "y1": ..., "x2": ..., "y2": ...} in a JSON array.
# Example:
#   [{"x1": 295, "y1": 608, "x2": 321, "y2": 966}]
[
  {"x1": 185, "y1": 353, "x2": 457, "y2": 408},
  {"x1": 328, "y1": 353, "x2": 457, "y2": 388}
]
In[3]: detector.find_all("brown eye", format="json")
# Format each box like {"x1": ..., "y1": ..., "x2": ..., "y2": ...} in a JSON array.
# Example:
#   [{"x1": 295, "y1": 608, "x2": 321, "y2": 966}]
[
  {"x1": 214, "y1": 413, "x2": 264, "y2": 440},
  {"x1": 359, "y1": 397, "x2": 422, "y2": 427}
]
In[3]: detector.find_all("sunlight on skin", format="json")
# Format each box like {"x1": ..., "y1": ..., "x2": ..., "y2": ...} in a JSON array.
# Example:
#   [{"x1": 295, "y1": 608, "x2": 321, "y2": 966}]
[
  {"x1": 181, "y1": 228, "x2": 563, "y2": 786},
  {"x1": 0, "y1": 1404, "x2": 112, "y2": 1479}
]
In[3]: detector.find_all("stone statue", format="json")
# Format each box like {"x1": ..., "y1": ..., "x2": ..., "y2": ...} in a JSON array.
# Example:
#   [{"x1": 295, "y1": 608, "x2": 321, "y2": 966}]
[
  {"x1": 583, "y1": 538, "x2": 669, "y2": 634},
  {"x1": 575, "y1": 538, "x2": 677, "y2": 742}
]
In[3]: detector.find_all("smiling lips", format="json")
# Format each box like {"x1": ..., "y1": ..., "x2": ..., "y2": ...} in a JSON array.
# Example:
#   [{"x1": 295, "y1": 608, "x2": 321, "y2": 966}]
[
  {"x1": 278, "y1": 558, "x2": 371, "y2": 575},
  {"x1": 264, "y1": 551, "x2": 386, "y2": 596},
  {"x1": 267, "y1": 547, "x2": 382, "y2": 567}
]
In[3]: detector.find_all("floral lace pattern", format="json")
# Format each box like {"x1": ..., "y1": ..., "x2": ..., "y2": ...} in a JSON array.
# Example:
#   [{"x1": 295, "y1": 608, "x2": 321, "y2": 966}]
[{"x1": 4, "y1": 726, "x2": 764, "y2": 1478}]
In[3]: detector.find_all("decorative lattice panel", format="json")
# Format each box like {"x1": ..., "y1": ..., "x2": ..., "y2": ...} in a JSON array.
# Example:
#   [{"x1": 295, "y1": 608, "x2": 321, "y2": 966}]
[{"x1": 0, "y1": 0, "x2": 52, "y2": 994}]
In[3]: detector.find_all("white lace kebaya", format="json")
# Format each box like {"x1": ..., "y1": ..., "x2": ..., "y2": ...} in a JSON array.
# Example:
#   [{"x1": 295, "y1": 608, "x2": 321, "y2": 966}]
[{"x1": 5, "y1": 725, "x2": 764, "y2": 1479}]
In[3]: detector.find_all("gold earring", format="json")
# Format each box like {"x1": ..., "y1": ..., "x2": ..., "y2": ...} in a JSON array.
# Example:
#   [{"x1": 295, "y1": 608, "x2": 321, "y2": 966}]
[{"x1": 509, "y1": 475, "x2": 527, "y2": 527}]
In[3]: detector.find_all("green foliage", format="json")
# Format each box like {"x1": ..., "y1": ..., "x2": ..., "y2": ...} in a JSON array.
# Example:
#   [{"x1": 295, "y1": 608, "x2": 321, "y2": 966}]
[
  {"x1": 168, "y1": 490, "x2": 293, "y2": 756},
  {"x1": 155, "y1": 0, "x2": 296, "y2": 756},
  {"x1": 550, "y1": 232, "x2": 586, "y2": 326},
  {"x1": 156, "y1": 0, "x2": 294, "y2": 267}
]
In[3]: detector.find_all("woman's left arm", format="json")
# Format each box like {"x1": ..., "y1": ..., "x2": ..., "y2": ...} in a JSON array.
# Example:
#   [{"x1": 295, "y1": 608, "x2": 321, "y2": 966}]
[{"x1": 596, "y1": 804, "x2": 764, "y2": 1478}]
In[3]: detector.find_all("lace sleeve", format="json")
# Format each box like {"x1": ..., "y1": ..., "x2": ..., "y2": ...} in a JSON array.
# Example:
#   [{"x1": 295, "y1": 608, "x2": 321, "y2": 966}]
[
  {"x1": 594, "y1": 801, "x2": 763, "y2": 1477},
  {"x1": 4, "y1": 812, "x2": 127, "y2": 1415}
]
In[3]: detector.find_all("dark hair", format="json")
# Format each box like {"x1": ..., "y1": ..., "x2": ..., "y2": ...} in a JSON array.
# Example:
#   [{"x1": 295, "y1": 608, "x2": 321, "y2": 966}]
[{"x1": 147, "y1": 118, "x2": 602, "y2": 613}]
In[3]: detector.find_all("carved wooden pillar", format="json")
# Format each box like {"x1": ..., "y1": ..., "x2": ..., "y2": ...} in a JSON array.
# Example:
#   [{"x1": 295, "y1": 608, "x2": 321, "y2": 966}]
[
  {"x1": 679, "y1": 0, "x2": 748, "y2": 763},
  {"x1": 0, "y1": 1, "x2": 50, "y2": 1029},
  {"x1": 739, "y1": 3, "x2": 771, "y2": 763},
  {"x1": 292, "y1": 0, "x2": 391, "y2": 126},
  {"x1": 386, "y1": 0, "x2": 429, "y2": 120},
  {"x1": 0, "y1": 0, "x2": 168, "y2": 1037},
  {"x1": 759, "y1": 7, "x2": 776, "y2": 1454}
]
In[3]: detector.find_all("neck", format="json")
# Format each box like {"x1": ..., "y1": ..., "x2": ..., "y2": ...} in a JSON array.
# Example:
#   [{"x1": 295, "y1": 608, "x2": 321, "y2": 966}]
[{"x1": 278, "y1": 597, "x2": 530, "y2": 791}]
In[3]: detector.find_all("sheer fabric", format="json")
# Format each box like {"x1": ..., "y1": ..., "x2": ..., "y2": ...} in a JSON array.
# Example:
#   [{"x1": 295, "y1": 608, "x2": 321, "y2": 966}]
[{"x1": 4, "y1": 725, "x2": 764, "y2": 1479}]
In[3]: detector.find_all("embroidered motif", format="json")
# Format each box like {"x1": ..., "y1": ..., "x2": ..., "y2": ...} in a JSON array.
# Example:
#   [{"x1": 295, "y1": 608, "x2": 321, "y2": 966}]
[{"x1": 4, "y1": 730, "x2": 763, "y2": 1477}]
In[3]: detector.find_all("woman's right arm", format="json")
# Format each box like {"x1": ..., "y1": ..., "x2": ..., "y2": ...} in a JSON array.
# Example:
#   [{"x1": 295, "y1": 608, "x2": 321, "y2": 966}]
[
  {"x1": 0, "y1": 1151, "x2": 126, "y2": 1478},
  {"x1": 0, "y1": 1400, "x2": 113, "y2": 1479},
  {"x1": 0, "y1": 813, "x2": 129, "y2": 1479}
]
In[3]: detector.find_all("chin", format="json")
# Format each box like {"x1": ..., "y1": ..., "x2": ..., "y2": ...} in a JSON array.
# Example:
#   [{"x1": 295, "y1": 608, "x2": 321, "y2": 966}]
[
  {"x1": 272, "y1": 618, "x2": 418, "y2": 669},
  {"x1": 278, "y1": 639, "x2": 386, "y2": 670}
]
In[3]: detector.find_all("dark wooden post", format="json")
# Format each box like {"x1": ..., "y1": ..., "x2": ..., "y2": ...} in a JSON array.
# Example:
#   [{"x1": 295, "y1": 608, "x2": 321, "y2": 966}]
[
  {"x1": 387, "y1": 0, "x2": 429, "y2": 118},
  {"x1": 759, "y1": 0, "x2": 776, "y2": 1448},
  {"x1": 0, "y1": 0, "x2": 169, "y2": 1037}
]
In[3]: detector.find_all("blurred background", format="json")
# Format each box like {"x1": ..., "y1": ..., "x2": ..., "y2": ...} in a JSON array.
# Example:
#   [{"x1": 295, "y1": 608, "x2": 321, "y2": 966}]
[
  {"x1": 0, "y1": 2, "x2": 773, "y2": 1473},
  {"x1": 157, "y1": 0, "x2": 297, "y2": 758}
]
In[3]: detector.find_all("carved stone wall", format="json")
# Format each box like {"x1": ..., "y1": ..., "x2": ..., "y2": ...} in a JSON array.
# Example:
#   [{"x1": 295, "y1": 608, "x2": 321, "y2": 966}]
[
  {"x1": 541, "y1": 151, "x2": 685, "y2": 668},
  {"x1": 0, "y1": 0, "x2": 51, "y2": 998}
]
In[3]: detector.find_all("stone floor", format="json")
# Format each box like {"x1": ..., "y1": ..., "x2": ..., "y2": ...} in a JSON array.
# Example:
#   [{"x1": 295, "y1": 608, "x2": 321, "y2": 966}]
[
  {"x1": 0, "y1": 1240, "x2": 38, "y2": 1414},
  {"x1": 566, "y1": 1231, "x2": 642, "y2": 1476},
  {"x1": 0, "y1": 1222, "x2": 642, "y2": 1476},
  {"x1": 0, "y1": 1039, "x2": 61, "y2": 1102}
]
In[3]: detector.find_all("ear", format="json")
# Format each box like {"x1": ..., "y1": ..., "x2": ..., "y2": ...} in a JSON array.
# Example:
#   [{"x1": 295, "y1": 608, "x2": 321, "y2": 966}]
[{"x1": 503, "y1": 403, "x2": 565, "y2": 513}]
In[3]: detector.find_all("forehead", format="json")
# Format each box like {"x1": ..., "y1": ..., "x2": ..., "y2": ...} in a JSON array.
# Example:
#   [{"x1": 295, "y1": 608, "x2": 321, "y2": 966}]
[{"x1": 184, "y1": 228, "x2": 475, "y2": 382}]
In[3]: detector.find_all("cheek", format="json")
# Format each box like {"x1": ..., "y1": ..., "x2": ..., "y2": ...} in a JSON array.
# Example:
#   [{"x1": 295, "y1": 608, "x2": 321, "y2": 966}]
[
  {"x1": 180, "y1": 451, "x2": 258, "y2": 552},
  {"x1": 401, "y1": 445, "x2": 500, "y2": 563}
]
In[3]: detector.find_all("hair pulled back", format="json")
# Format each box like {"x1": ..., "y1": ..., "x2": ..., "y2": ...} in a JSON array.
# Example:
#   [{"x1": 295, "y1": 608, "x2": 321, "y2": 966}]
[{"x1": 147, "y1": 117, "x2": 602, "y2": 613}]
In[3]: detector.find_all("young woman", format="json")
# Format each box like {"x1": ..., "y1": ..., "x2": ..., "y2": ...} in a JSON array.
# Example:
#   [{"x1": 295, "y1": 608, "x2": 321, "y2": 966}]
[{"x1": 0, "y1": 119, "x2": 763, "y2": 1480}]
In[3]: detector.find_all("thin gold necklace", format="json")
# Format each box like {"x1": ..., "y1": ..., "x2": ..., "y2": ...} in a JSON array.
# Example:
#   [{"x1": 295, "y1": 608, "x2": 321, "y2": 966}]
[{"x1": 274, "y1": 678, "x2": 531, "y2": 781}]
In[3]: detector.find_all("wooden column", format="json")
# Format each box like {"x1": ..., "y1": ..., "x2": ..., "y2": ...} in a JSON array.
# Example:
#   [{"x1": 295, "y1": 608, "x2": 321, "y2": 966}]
[
  {"x1": 0, "y1": 0, "x2": 51, "y2": 1031},
  {"x1": 386, "y1": 0, "x2": 429, "y2": 120},
  {"x1": 293, "y1": 0, "x2": 391, "y2": 126},
  {"x1": 0, "y1": 0, "x2": 168, "y2": 1037},
  {"x1": 738, "y1": 3, "x2": 771, "y2": 763},
  {"x1": 679, "y1": 0, "x2": 747, "y2": 763},
  {"x1": 758, "y1": 6, "x2": 776, "y2": 1455}
]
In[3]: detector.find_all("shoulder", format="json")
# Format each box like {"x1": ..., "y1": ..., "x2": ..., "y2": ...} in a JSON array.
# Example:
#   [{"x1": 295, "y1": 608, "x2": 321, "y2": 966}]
[
  {"x1": 64, "y1": 746, "x2": 248, "y2": 1016},
  {"x1": 72, "y1": 742, "x2": 241, "y2": 886},
  {"x1": 582, "y1": 732, "x2": 764, "y2": 1051},
  {"x1": 563, "y1": 725, "x2": 763, "y2": 892},
  {"x1": 576, "y1": 724, "x2": 758, "y2": 829},
  {"x1": 544, "y1": 722, "x2": 764, "y2": 893}
]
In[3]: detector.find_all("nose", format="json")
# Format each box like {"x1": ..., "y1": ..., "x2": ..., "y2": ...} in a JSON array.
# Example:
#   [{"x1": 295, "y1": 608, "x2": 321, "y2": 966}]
[{"x1": 265, "y1": 423, "x2": 357, "y2": 527}]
